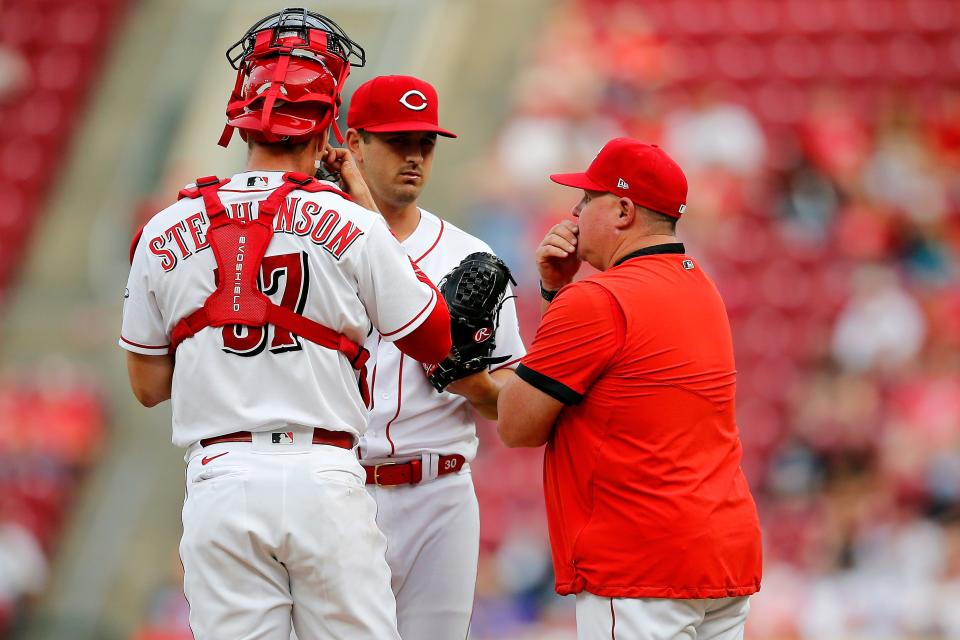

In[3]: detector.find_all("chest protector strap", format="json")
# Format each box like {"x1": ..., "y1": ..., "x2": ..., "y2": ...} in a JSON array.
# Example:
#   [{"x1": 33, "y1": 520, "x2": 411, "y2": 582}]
[{"x1": 170, "y1": 172, "x2": 370, "y2": 403}]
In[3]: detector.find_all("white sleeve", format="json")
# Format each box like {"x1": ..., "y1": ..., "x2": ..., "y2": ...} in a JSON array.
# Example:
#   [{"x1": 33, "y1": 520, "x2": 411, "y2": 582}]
[
  {"x1": 490, "y1": 281, "x2": 525, "y2": 371},
  {"x1": 357, "y1": 218, "x2": 438, "y2": 342},
  {"x1": 119, "y1": 235, "x2": 169, "y2": 355}
]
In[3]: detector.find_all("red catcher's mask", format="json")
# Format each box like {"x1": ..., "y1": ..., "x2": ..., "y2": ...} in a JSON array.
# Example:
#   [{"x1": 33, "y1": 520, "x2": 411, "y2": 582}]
[{"x1": 219, "y1": 8, "x2": 365, "y2": 147}]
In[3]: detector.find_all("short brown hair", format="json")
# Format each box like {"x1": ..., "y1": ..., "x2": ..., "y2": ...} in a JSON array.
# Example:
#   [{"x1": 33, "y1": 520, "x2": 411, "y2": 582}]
[
  {"x1": 637, "y1": 205, "x2": 678, "y2": 233},
  {"x1": 247, "y1": 136, "x2": 313, "y2": 154}
]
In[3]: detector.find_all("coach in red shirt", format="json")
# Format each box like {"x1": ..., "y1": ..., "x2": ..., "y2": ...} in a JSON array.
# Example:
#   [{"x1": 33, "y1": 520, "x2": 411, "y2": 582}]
[{"x1": 498, "y1": 138, "x2": 762, "y2": 639}]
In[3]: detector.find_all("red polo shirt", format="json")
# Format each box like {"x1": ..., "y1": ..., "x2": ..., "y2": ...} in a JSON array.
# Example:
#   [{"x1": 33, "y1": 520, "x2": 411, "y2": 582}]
[{"x1": 517, "y1": 243, "x2": 762, "y2": 599}]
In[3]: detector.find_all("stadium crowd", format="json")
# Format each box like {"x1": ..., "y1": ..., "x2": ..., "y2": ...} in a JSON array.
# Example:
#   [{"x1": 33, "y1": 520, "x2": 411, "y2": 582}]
[{"x1": 0, "y1": 364, "x2": 105, "y2": 637}]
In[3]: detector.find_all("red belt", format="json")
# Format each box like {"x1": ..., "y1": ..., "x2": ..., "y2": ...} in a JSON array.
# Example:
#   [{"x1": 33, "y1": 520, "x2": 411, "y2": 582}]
[
  {"x1": 200, "y1": 428, "x2": 354, "y2": 449},
  {"x1": 364, "y1": 454, "x2": 466, "y2": 486}
]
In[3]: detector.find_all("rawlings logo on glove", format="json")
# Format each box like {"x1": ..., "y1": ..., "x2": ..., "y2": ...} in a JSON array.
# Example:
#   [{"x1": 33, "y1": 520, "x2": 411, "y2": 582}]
[{"x1": 425, "y1": 252, "x2": 516, "y2": 392}]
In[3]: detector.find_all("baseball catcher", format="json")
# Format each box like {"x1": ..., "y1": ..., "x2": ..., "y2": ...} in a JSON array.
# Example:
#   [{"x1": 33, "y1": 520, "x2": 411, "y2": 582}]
[{"x1": 425, "y1": 252, "x2": 516, "y2": 391}]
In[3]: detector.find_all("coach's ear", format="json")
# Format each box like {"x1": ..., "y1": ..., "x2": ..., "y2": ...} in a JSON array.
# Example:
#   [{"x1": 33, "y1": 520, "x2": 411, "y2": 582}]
[{"x1": 614, "y1": 197, "x2": 636, "y2": 230}]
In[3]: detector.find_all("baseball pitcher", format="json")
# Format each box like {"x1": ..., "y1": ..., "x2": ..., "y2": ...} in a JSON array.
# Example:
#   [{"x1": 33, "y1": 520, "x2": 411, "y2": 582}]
[{"x1": 344, "y1": 75, "x2": 525, "y2": 639}]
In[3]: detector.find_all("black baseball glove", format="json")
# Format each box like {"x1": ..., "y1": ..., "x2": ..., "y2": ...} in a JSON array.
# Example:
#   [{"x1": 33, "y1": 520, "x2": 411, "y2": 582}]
[{"x1": 425, "y1": 252, "x2": 517, "y2": 392}]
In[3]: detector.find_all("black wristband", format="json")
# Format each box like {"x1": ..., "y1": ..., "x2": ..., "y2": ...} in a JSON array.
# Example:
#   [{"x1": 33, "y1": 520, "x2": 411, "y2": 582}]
[{"x1": 540, "y1": 281, "x2": 560, "y2": 302}]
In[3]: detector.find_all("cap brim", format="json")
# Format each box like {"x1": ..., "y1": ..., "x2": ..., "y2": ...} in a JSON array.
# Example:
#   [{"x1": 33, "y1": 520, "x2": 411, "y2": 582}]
[
  {"x1": 358, "y1": 121, "x2": 458, "y2": 138},
  {"x1": 549, "y1": 172, "x2": 607, "y2": 192}
]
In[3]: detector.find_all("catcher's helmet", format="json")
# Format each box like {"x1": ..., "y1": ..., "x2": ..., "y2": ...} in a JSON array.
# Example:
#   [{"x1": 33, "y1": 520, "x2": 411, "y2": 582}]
[{"x1": 218, "y1": 8, "x2": 365, "y2": 147}]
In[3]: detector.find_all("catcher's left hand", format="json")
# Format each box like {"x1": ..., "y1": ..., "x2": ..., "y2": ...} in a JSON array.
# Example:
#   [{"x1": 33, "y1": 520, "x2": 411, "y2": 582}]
[{"x1": 425, "y1": 252, "x2": 517, "y2": 392}]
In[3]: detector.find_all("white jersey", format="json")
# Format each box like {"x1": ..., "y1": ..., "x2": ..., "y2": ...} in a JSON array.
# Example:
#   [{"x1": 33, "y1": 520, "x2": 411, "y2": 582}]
[
  {"x1": 120, "y1": 171, "x2": 439, "y2": 448},
  {"x1": 360, "y1": 209, "x2": 525, "y2": 462}
]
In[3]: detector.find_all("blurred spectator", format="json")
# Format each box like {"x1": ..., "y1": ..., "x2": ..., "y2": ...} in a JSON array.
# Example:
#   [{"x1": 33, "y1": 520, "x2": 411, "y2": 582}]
[
  {"x1": 0, "y1": 45, "x2": 28, "y2": 102},
  {"x1": 0, "y1": 366, "x2": 105, "y2": 636},
  {"x1": 799, "y1": 86, "x2": 872, "y2": 187},
  {"x1": 831, "y1": 265, "x2": 926, "y2": 372},
  {"x1": 0, "y1": 521, "x2": 47, "y2": 624},
  {"x1": 662, "y1": 84, "x2": 767, "y2": 176},
  {"x1": 495, "y1": 68, "x2": 622, "y2": 191},
  {"x1": 862, "y1": 99, "x2": 949, "y2": 225},
  {"x1": 776, "y1": 153, "x2": 841, "y2": 236}
]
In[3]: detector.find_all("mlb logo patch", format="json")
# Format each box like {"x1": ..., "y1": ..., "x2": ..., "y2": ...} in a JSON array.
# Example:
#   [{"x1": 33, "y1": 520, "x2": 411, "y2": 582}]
[
  {"x1": 682, "y1": 259, "x2": 695, "y2": 270},
  {"x1": 272, "y1": 432, "x2": 295, "y2": 445},
  {"x1": 247, "y1": 176, "x2": 268, "y2": 188},
  {"x1": 678, "y1": 204, "x2": 687, "y2": 214}
]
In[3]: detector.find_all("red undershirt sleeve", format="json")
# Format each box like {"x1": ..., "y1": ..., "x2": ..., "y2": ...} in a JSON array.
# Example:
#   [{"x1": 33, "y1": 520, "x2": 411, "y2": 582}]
[{"x1": 394, "y1": 260, "x2": 452, "y2": 364}]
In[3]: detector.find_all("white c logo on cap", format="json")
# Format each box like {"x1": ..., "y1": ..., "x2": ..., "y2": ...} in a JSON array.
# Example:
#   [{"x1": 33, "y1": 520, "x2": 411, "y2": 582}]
[{"x1": 399, "y1": 90, "x2": 428, "y2": 111}]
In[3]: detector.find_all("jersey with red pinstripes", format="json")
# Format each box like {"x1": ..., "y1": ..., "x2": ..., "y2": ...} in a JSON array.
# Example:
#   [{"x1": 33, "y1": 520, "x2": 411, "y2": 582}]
[{"x1": 360, "y1": 209, "x2": 525, "y2": 462}]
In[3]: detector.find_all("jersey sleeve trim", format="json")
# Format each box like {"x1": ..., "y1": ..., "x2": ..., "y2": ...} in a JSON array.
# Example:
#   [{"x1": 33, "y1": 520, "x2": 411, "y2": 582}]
[
  {"x1": 380, "y1": 288, "x2": 438, "y2": 338},
  {"x1": 119, "y1": 335, "x2": 170, "y2": 356},
  {"x1": 491, "y1": 357, "x2": 522, "y2": 372},
  {"x1": 516, "y1": 363, "x2": 582, "y2": 405}
]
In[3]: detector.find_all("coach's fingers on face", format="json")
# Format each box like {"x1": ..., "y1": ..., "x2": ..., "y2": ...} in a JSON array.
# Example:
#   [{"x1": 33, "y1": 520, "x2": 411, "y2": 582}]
[
  {"x1": 552, "y1": 223, "x2": 578, "y2": 245},
  {"x1": 537, "y1": 245, "x2": 571, "y2": 260},
  {"x1": 545, "y1": 234, "x2": 577, "y2": 251}
]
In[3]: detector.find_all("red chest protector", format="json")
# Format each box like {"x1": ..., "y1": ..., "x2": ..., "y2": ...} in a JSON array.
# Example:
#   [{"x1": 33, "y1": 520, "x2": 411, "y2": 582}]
[{"x1": 169, "y1": 171, "x2": 371, "y2": 404}]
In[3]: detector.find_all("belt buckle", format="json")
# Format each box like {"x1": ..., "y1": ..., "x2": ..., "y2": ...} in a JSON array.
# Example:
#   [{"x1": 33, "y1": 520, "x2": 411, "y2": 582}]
[{"x1": 373, "y1": 462, "x2": 398, "y2": 486}]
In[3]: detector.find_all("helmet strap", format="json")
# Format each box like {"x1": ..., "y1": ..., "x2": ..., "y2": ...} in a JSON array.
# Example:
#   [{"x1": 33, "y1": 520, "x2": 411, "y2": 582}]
[
  {"x1": 218, "y1": 61, "x2": 250, "y2": 147},
  {"x1": 259, "y1": 49, "x2": 293, "y2": 141}
]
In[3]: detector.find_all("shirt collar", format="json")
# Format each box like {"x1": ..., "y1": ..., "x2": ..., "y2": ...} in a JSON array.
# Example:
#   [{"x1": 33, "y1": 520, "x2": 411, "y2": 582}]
[
  {"x1": 401, "y1": 209, "x2": 441, "y2": 260},
  {"x1": 612, "y1": 242, "x2": 686, "y2": 267}
]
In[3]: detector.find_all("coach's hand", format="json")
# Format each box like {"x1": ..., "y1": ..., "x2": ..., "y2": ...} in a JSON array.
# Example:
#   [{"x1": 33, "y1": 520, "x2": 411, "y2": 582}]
[
  {"x1": 536, "y1": 220, "x2": 581, "y2": 292},
  {"x1": 320, "y1": 144, "x2": 379, "y2": 213}
]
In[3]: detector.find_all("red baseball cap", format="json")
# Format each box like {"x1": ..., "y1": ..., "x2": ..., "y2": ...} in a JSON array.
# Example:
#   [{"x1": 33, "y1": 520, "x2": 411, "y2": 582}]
[
  {"x1": 347, "y1": 75, "x2": 457, "y2": 138},
  {"x1": 550, "y1": 138, "x2": 688, "y2": 218}
]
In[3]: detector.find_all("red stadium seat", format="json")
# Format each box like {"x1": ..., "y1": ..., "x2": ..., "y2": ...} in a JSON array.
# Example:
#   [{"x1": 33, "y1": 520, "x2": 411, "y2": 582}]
[
  {"x1": 771, "y1": 37, "x2": 823, "y2": 80},
  {"x1": 785, "y1": 0, "x2": 839, "y2": 34},
  {"x1": 55, "y1": 3, "x2": 104, "y2": 47},
  {"x1": 828, "y1": 36, "x2": 882, "y2": 80},
  {"x1": 726, "y1": 0, "x2": 781, "y2": 37},
  {"x1": 947, "y1": 35, "x2": 960, "y2": 77},
  {"x1": 843, "y1": 0, "x2": 898, "y2": 33},
  {"x1": 755, "y1": 82, "x2": 809, "y2": 125},
  {"x1": 886, "y1": 34, "x2": 938, "y2": 79},
  {"x1": 17, "y1": 92, "x2": 67, "y2": 139},
  {"x1": 669, "y1": 0, "x2": 726, "y2": 36},
  {"x1": 905, "y1": 0, "x2": 957, "y2": 32},
  {"x1": 0, "y1": 7, "x2": 41, "y2": 47},
  {"x1": 713, "y1": 37, "x2": 766, "y2": 81}
]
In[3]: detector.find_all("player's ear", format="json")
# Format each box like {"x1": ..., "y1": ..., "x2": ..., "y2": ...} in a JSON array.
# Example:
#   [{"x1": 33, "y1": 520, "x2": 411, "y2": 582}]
[
  {"x1": 345, "y1": 128, "x2": 363, "y2": 159},
  {"x1": 614, "y1": 197, "x2": 635, "y2": 229}
]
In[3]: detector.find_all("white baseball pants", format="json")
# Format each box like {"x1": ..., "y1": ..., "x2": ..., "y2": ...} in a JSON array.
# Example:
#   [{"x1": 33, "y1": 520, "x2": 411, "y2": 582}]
[
  {"x1": 180, "y1": 435, "x2": 400, "y2": 640},
  {"x1": 366, "y1": 466, "x2": 480, "y2": 640},
  {"x1": 576, "y1": 591, "x2": 750, "y2": 640}
]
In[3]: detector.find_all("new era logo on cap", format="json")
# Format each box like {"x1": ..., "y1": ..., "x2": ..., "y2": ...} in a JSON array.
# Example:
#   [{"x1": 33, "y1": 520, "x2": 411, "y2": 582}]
[{"x1": 617, "y1": 178, "x2": 630, "y2": 189}]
